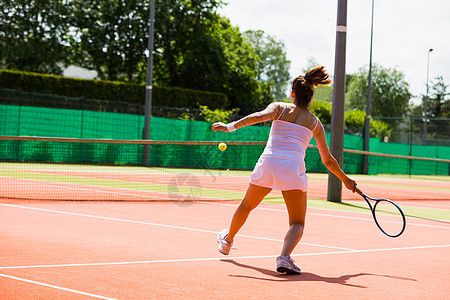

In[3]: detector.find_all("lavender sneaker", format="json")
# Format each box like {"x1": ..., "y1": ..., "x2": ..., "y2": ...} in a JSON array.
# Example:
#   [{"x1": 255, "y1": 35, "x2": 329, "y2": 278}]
[
  {"x1": 217, "y1": 229, "x2": 233, "y2": 255},
  {"x1": 276, "y1": 255, "x2": 301, "y2": 275}
]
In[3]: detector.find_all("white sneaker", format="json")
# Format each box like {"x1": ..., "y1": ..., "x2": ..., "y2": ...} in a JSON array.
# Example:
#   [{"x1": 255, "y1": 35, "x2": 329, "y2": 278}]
[
  {"x1": 217, "y1": 229, "x2": 233, "y2": 255},
  {"x1": 276, "y1": 255, "x2": 301, "y2": 275}
]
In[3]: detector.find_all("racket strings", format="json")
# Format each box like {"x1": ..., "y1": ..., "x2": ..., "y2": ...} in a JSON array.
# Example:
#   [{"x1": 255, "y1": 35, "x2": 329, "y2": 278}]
[{"x1": 373, "y1": 200, "x2": 405, "y2": 237}]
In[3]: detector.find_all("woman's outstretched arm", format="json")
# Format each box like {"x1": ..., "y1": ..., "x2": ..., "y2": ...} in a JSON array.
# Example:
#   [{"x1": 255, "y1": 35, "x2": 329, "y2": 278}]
[{"x1": 212, "y1": 102, "x2": 281, "y2": 132}]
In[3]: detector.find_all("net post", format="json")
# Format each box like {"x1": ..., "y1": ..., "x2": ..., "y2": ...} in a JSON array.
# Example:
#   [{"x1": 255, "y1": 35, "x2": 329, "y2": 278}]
[
  {"x1": 327, "y1": 0, "x2": 348, "y2": 203},
  {"x1": 143, "y1": 0, "x2": 156, "y2": 167}
]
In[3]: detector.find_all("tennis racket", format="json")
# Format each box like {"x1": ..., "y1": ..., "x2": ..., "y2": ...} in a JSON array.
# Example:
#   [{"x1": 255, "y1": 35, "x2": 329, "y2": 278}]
[{"x1": 354, "y1": 186, "x2": 406, "y2": 237}]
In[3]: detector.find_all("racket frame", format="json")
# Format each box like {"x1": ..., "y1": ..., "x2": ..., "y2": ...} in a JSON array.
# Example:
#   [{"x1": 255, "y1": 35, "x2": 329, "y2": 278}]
[{"x1": 354, "y1": 186, "x2": 406, "y2": 238}]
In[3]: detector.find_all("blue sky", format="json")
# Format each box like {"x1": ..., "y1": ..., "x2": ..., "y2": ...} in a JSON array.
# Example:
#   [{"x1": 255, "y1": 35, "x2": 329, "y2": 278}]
[{"x1": 219, "y1": 0, "x2": 450, "y2": 104}]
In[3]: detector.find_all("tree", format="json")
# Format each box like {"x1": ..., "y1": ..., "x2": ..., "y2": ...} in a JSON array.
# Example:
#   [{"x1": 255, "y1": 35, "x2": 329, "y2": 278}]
[
  {"x1": 244, "y1": 30, "x2": 291, "y2": 101},
  {"x1": 313, "y1": 86, "x2": 333, "y2": 102},
  {"x1": 69, "y1": 0, "x2": 266, "y2": 112},
  {"x1": 410, "y1": 76, "x2": 449, "y2": 142},
  {"x1": 346, "y1": 64, "x2": 412, "y2": 128},
  {"x1": 69, "y1": 0, "x2": 227, "y2": 83},
  {"x1": 302, "y1": 57, "x2": 319, "y2": 73},
  {"x1": 69, "y1": 0, "x2": 151, "y2": 82},
  {"x1": 212, "y1": 20, "x2": 272, "y2": 113},
  {"x1": 0, "y1": 0, "x2": 273, "y2": 113},
  {"x1": 146, "y1": 0, "x2": 225, "y2": 88},
  {"x1": 147, "y1": 9, "x2": 270, "y2": 113},
  {"x1": 0, "y1": 0, "x2": 70, "y2": 74},
  {"x1": 425, "y1": 76, "x2": 449, "y2": 119}
]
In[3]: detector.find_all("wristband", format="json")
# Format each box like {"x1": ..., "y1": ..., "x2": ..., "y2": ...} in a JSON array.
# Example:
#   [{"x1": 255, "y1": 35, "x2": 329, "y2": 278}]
[{"x1": 226, "y1": 122, "x2": 237, "y2": 132}]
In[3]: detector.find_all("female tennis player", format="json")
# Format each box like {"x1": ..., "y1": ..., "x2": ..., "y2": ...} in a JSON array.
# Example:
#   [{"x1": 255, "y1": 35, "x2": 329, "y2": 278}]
[{"x1": 212, "y1": 66, "x2": 357, "y2": 275}]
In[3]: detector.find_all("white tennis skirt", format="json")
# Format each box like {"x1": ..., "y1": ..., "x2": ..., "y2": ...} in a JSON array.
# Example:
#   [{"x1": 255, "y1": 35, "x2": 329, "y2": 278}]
[{"x1": 249, "y1": 155, "x2": 308, "y2": 191}]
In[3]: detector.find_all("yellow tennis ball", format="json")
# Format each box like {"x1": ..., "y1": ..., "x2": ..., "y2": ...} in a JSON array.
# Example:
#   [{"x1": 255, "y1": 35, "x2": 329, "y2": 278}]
[{"x1": 218, "y1": 142, "x2": 227, "y2": 151}]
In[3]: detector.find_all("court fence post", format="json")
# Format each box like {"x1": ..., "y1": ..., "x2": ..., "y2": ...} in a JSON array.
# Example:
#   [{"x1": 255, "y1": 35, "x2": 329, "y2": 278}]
[{"x1": 143, "y1": 0, "x2": 156, "y2": 167}]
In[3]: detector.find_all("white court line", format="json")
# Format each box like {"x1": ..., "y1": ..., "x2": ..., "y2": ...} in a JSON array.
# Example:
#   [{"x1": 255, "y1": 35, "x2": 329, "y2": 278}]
[
  {"x1": 0, "y1": 244, "x2": 448, "y2": 270},
  {"x1": 206, "y1": 202, "x2": 450, "y2": 229},
  {"x1": 0, "y1": 203, "x2": 353, "y2": 251},
  {"x1": 0, "y1": 273, "x2": 117, "y2": 300}
]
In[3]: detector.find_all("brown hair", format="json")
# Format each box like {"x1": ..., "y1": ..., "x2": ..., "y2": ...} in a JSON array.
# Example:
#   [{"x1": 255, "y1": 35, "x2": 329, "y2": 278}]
[{"x1": 291, "y1": 66, "x2": 332, "y2": 109}]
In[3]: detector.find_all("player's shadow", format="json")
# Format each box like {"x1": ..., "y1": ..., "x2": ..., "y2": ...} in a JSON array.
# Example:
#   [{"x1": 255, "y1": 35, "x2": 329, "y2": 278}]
[{"x1": 221, "y1": 259, "x2": 416, "y2": 288}]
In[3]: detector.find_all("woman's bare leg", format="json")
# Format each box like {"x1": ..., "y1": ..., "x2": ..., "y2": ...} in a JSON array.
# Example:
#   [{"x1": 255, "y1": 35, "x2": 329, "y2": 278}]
[
  {"x1": 280, "y1": 189, "x2": 307, "y2": 256},
  {"x1": 225, "y1": 183, "x2": 272, "y2": 243}
]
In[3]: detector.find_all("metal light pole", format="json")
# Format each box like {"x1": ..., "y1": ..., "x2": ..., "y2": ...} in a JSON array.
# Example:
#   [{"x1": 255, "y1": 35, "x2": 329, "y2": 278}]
[
  {"x1": 362, "y1": 0, "x2": 375, "y2": 174},
  {"x1": 327, "y1": 0, "x2": 348, "y2": 203},
  {"x1": 143, "y1": 1, "x2": 156, "y2": 166},
  {"x1": 423, "y1": 48, "x2": 433, "y2": 145}
]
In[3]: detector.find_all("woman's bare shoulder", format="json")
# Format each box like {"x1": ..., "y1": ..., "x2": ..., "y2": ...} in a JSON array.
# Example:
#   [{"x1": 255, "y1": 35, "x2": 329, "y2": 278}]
[{"x1": 308, "y1": 110, "x2": 319, "y2": 121}]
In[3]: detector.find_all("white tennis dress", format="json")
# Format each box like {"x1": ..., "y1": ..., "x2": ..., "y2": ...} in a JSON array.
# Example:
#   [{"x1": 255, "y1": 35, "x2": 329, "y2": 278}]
[{"x1": 250, "y1": 105, "x2": 318, "y2": 191}]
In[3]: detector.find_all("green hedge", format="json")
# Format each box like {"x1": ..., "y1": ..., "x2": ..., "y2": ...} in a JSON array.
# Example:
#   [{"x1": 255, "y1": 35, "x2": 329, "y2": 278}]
[
  {"x1": 0, "y1": 69, "x2": 228, "y2": 109},
  {"x1": 310, "y1": 100, "x2": 391, "y2": 139},
  {"x1": 311, "y1": 100, "x2": 332, "y2": 124},
  {"x1": 344, "y1": 110, "x2": 391, "y2": 138}
]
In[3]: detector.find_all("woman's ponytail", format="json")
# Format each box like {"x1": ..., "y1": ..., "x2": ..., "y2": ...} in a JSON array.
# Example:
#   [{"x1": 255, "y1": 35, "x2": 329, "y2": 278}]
[
  {"x1": 292, "y1": 66, "x2": 332, "y2": 109},
  {"x1": 304, "y1": 66, "x2": 332, "y2": 88}
]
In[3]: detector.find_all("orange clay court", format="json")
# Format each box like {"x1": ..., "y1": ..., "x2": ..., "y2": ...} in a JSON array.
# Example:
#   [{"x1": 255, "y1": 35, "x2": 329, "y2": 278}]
[{"x1": 1, "y1": 173, "x2": 449, "y2": 299}]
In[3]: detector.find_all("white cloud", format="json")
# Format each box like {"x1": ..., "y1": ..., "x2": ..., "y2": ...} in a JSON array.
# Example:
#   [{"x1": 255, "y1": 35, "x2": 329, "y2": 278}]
[{"x1": 219, "y1": 0, "x2": 450, "y2": 103}]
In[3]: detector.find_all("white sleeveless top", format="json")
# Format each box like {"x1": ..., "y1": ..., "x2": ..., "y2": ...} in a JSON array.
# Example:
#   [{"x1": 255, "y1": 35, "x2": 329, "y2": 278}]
[{"x1": 249, "y1": 105, "x2": 318, "y2": 191}]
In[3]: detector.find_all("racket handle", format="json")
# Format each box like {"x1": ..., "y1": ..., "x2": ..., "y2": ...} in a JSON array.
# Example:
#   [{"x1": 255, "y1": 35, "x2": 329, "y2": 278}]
[{"x1": 354, "y1": 186, "x2": 364, "y2": 196}]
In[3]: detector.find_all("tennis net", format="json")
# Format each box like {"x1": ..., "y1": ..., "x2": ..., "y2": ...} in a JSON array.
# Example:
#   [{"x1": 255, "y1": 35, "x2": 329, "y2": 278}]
[
  {"x1": 0, "y1": 136, "x2": 449, "y2": 201},
  {"x1": 0, "y1": 136, "x2": 265, "y2": 201}
]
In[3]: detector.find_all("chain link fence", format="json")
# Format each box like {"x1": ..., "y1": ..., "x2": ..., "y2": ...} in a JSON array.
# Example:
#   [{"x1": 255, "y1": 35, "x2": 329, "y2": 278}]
[{"x1": 374, "y1": 117, "x2": 450, "y2": 147}]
